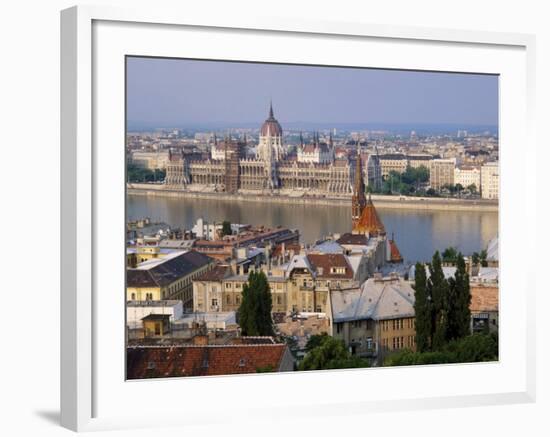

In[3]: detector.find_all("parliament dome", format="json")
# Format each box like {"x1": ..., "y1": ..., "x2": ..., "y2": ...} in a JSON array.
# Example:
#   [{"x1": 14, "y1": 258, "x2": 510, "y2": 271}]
[{"x1": 260, "y1": 102, "x2": 283, "y2": 137}]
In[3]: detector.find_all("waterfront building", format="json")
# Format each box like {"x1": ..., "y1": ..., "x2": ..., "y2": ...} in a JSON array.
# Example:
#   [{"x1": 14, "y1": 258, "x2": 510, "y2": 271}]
[
  {"x1": 130, "y1": 149, "x2": 171, "y2": 170},
  {"x1": 328, "y1": 274, "x2": 416, "y2": 358},
  {"x1": 164, "y1": 102, "x2": 382, "y2": 195},
  {"x1": 430, "y1": 158, "x2": 456, "y2": 190},
  {"x1": 378, "y1": 153, "x2": 408, "y2": 179},
  {"x1": 297, "y1": 132, "x2": 334, "y2": 164},
  {"x1": 406, "y1": 153, "x2": 436, "y2": 170},
  {"x1": 126, "y1": 250, "x2": 214, "y2": 310},
  {"x1": 454, "y1": 165, "x2": 481, "y2": 191},
  {"x1": 481, "y1": 161, "x2": 499, "y2": 199}
]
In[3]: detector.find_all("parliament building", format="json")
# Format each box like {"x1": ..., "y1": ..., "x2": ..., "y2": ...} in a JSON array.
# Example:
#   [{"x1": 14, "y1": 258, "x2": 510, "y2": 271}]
[{"x1": 165, "y1": 103, "x2": 382, "y2": 195}]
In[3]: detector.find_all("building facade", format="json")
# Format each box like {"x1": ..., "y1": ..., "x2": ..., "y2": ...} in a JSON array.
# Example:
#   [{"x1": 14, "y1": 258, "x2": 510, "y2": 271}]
[
  {"x1": 165, "y1": 102, "x2": 381, "y2": 195},
  {"x1": 454, "y1": 165, "x2": 481, "y2": 191},
  {"x1": 430, "y1": 158, "x2": 456, "y2": 190},
  {"x1": 481, "y1": 161, "x2": 499, "y2": 199},
  {"x1": 329, "y1": 274, "x2": 416, "y2": 359},
  {"x1": 126, "y1": 250, "x2": 215, "y2": 310}
]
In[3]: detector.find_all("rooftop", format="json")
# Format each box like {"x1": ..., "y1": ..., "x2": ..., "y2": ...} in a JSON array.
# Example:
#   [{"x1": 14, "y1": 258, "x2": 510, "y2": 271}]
[
  {"x1": 127, "y1": 250, "x2": 213, "y2": 288},
  {"x1": 126, "y1": 343, "x2": 291, "y2": 378},
  {"x1": 331, "y1": 276, "x2": 415, "y2": 323}
]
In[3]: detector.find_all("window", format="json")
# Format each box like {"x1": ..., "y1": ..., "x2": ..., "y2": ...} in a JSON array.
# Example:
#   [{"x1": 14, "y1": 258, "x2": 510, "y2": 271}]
[
  {"x1": 236, "y1": 296, "x2": 240, "y2": 304},
  {"x1": 131, "y1": 293, "x2": 136, "y2": 300},
  {"x1": 336, "y1": 323, "x2": 343, "y2": 334},
  {"x1": 211, "y1": 299, "x2": 218, "y2": 308}
]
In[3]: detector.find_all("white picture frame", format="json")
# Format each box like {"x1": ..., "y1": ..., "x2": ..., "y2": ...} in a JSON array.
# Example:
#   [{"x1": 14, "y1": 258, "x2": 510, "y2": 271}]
[{"x1": 60, "y1": 5, "x2": 536, "y2": 432}]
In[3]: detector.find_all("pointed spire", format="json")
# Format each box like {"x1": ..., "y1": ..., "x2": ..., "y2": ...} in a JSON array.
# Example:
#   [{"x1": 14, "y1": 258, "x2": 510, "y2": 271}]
[
  {"x1": 214, "y1": 133, "x2": 217, "y2": 146},
  {"x1": 269, "y1": 99, "x2": 274, "y2": 119},
  {"x1": 243, "y1": 132, "x2": 247, "y2": 144},
  {"x1": 329, "y1": 131, "x2": 334, "y2": 148},
  {"x1": 300, "y1": 131, "x2": 304, "y2": 147}
]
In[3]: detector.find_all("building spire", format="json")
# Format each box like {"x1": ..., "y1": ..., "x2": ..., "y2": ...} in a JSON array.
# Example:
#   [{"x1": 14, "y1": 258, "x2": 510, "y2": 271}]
[{"x1": 269, "y1": 99, "x2": 274, "y2": 119}]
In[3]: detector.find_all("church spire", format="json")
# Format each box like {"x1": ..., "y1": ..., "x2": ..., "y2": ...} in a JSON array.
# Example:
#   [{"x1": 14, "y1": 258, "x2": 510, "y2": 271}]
[
  {"x1": 269, "y1": 100, "x2": 274, "y2": 119},
  {"x1": 351, "y1": 139, "x2": 367, "y2": 229}
]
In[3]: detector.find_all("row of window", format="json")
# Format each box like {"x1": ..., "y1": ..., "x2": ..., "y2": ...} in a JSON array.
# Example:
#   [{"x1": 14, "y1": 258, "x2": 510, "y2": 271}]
[
  {"x1": 380, "y1": 318, "x2": 415, "y2": 332},
  {"x1": 380, "y1": 335, "x2": 415, "y2": 350}
]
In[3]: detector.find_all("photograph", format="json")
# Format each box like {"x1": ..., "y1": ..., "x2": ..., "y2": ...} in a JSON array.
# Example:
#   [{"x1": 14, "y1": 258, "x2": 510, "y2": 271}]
[{"x1": 124, "y1": 56, "x2": 500, "y2": 379}]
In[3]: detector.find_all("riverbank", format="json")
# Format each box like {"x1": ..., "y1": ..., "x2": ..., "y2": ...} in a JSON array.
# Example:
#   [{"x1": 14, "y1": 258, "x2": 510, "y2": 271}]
[{"x1": 127, "y1": 184, "x2": 499, "y2": 212}]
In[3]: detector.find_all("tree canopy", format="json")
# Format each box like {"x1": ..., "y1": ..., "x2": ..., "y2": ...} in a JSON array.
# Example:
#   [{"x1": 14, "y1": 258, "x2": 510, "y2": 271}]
[
  {"x1": 299, "y1": 335, "x2": 370, "y2": 371},
  {"x1": 238, "y1": 270, "x2": 274, "y2": 336}
]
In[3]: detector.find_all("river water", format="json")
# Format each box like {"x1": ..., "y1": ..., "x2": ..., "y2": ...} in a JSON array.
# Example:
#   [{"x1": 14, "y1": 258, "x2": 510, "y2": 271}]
[{"x1": 127, "y1": 195, "x2": 498, "y2": 263}]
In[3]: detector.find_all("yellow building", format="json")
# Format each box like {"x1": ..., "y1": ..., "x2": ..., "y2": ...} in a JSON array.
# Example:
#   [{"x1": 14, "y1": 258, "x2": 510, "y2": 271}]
[
  {"x1": 193, "y1": 253, "x2": 356, "y2": 315},
  {"x1": 127, "y1": 250, "x2": 214, "y2": 310}
]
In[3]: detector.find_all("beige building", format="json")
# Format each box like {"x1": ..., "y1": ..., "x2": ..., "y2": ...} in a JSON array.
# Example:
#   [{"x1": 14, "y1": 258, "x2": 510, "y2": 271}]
[
  {"x1": 328, "y1": 274, "x2": 416, "y2": 359},
  {"x1": 378, "y1": 154, "x2": 408, "y2": 179},
  {"x1": 454, "y1": 165, "x2": 481, "y2": 191},
  {"x1": 127, "y1": 250, "x2": 214, "y2": 310},
  {"x1": 193, "y1": 253, "x2": 357, "y2": 316},
  {"x1": 130, "y1": 150, "x2": 171, "y2": 170},
  {"x1": 481, "y1": 161, "x2": 499, "y2": 199},
  {"x1": 430, "y1": 158, "x2": 455, "y2": 190}
]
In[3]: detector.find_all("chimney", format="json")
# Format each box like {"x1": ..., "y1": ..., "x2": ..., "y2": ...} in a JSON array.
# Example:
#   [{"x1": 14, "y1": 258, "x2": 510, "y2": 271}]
[{"x1": 193, "y1": 334, "x2": 209, "y2": 346}]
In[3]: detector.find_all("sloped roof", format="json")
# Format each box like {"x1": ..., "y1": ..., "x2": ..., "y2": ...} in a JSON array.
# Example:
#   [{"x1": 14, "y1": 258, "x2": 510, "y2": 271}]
[
  {"x1": 336, "y1": 233, "x2": 369, "y2": 246},
  {"x1": 353, "y1": 196, "x2": 386, "y2": 236},
  {"x1": 486, "y1": 236, "x2": 498, "y2": 261},
  {"x1": 307, "y1": 253, "x2": 354, "y2": 279},
  {"x1": 389, "y1": 239, "x2": 403, "y2": 263},
  {"x1": 127, "y1": 250, "x2": 213, "y2": 288},
  {"x1": 470, "y1": 285, "x2": 498, "y2": 312},
  {"x1": 126, "y1": 343, "x2": 290, "y2": 378},
  {"x1": 196, "y1": 265, "x2": 231, "y2": 282},
  {"x1": 330, "y1": 277, "x2": 415, "y2": 323}
]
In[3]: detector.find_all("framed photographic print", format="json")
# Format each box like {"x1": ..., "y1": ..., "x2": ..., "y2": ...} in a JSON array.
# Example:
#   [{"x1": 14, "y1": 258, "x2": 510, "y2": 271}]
[{"x1": 61, "y1": 5, "x2": 536, "y2": 432}]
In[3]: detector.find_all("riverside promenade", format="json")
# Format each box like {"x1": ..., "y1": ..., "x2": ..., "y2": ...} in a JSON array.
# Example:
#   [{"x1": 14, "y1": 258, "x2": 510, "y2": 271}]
[{"x1": 127, "y1": 183, "x2": 498, "y2": 213}]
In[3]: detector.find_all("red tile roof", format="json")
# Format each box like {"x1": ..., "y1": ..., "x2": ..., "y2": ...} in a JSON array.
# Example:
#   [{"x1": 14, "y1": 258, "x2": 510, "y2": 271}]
[
  {"x1": 306, "y1": 253, "x2": 354, "y2": 279},
  {"x1": 470, "y1": 285, "x2": 498, "y2": 312},
  {"x1": 126, "y1": 344, "x2": 290, "y2": 378}
]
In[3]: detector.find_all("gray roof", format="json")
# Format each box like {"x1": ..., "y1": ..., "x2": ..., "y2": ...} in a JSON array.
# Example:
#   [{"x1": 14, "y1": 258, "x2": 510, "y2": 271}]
[
  {"x1": 331, "y1": 277, "x2": 415, "y2": 323},
  {"x1": 486, "y1": 236, "x2": 498, "y2": 261}
]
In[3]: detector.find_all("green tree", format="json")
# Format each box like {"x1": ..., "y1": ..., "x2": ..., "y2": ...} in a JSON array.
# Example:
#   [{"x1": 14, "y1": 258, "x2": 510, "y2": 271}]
[
  {"x1": 429, "y1": 251, "x2": 450, "y2": 350},
  {"x1": 479, "y1": 249, "x2": 488, "y2": 267},
  {"x1": 299, "y1": 335, "x2": 369, "y2": 371},
  {"x1": 238, "y1": 271, "x2": 274, "y2": 336},
  {"x1": 221, "y1": 220, "x2": 232, "y2": 237},
  {"x1": 467, "y1": 183, "x2": 478, "y2": 195},
  {"x1": 472, "y1": 252, "x2": 480, "y2": 266},
  {"x1": 413, "y1": 262, "x2": 432, "y2": 352},
  {"x1": 384, "y1": 333, "x2": 498, "y2": 366},
  {"x1": 442, "y1": 246, "x2": 459, "y2": 264},
  {"x1": 447, "y1": 253, "x2": 471, "y2": 341}
]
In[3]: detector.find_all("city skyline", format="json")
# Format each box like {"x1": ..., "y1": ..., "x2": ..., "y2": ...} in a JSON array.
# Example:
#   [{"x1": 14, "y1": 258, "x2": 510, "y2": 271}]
[{"x1": 127, "y1": 57, "x2": 499, "y2": 130}]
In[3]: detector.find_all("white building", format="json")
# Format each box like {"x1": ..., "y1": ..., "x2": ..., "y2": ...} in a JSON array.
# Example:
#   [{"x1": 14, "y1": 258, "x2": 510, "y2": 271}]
[
  {"x1": 126, "y1": 300, "x2": 183, "y2": 329},
  {"x1": 454, "y1": 165, "x2": 481, "y2": 191},
  {"x1": 481, "y1": 161, "x2": 499, "y2": 199},
  {"x1": 192, "y1": 217, "x2": 221, "y2": 240},
  {"x1": 130, "y1": 150, "x2": 171, "y2": 170},
  {"x1": 297, "y1": 142, "x2": 334, "y2": 164}
]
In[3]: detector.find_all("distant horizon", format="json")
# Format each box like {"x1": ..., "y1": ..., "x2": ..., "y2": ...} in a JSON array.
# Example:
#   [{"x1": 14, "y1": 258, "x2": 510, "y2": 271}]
[{"x1": 127, "y1": 57, "x2": 499, "y2": 129}]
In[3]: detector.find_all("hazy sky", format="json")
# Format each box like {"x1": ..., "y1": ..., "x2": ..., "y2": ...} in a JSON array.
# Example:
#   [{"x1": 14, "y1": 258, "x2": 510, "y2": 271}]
[{"x1": 126, "y1": 57, "x2": 498, "y2": 128}]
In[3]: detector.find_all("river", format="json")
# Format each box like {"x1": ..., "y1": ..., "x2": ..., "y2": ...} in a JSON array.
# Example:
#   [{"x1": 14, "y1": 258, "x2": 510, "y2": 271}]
[{"x1": 127, "y1": 195, "x2": 498, "y2": 263}]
